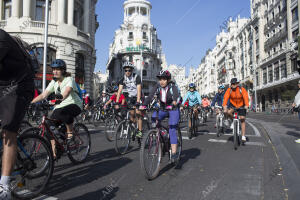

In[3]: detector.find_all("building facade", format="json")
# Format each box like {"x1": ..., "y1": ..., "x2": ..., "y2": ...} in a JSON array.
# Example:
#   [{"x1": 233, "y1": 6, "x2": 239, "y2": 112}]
[
  {"x1": 0, "y1": 0, "x2": 98, "y2": 97},
  {"x1": 93, "y1": 71, "x2": 108, "y2": 99},
  {"x1": 188, "y1": 0, "x2": 300, "y2": 111},
  {"x1": 106, "y1": 0, "x2": 163, "y2": 96}
]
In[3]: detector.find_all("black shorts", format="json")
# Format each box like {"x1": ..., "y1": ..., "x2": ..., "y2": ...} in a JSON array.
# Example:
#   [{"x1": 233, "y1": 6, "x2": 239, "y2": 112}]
[
  {"x1": 127, "y1": 97, "x2": 137, "y2": 106},
  {"x1": 228, "y1": 103, "x2": 247, "y2": 116},
  {"x1": 51, "y1": 104, "x2": 81, "y2": 125},
  {"x1": 0, "y1": 79, "x2": 34, "y2": 132}
]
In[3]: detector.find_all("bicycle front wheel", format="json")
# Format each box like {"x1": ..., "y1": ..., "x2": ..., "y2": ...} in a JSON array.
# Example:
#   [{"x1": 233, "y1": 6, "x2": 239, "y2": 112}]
[
  {"x1": 233, "y1": 120, "x2": 238, "y2": 150},
  {"x1": 11, "y1": 134, "x2": 54, "y2": 199},
  {"x1": 115, "y1": 120, "x2": 132, "y2": 155},
  {"x1": 105, "y1": 117, "x2": 118, "y2": 142},
  {"x1": 67, "y1": 123, "x2": 91, "y2": 164},
  {"x1": 140, "y1": 130, "x2": 162, "y2": 180}
]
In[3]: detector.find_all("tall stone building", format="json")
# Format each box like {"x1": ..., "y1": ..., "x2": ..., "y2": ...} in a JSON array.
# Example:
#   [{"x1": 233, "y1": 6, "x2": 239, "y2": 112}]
[{"x1": 0, "y1": 0, "x2": 99, "y2": 96}]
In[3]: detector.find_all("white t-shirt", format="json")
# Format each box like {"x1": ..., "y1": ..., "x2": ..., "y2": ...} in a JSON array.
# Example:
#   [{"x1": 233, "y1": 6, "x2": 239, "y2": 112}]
[{"x1": 46, "y1": 77, "x2": 83, "y2": 110}]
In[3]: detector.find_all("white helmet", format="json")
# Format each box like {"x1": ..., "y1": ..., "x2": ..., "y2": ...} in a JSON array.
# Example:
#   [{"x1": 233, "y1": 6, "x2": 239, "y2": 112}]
[{"x1": 123, "y1": 61, "x2": 134, "y2": 69}]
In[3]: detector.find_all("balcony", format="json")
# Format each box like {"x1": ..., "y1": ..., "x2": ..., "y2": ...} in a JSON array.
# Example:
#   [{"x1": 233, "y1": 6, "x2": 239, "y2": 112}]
[
  {"x1": 260, "y1": 48, "x2": 286, "y2": 65},
  {"x1": 30, "y1": 21, "x2": 57, "y2": 30},
  {"x1": 0, "y1": 20, "x2": 6, "y2": 28},
  {"x1": 127, "y1": 36, "x2": 134, "y2": 41},
  {"x1": 264, "y1": 29, "x2": 287, "y2": 48},
  {"x1": 77, "y1": 30, "x2": 90, "y2": 41}
]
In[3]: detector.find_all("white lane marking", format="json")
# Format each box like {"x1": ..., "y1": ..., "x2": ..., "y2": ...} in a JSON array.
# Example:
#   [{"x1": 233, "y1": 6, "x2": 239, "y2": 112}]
[
  {"x1": 246, "y1": 142, "x2": 266, "y2": 147},
  {"x1": 196, "y1": 132, "x2": 259, "y2": 137},
  {"x1": 208, "y1": 139, "x2": 227, "y2": 143},
  {"x1": 33, "y1": 194, "x2": 59, "y2": 200},
  {"x1": 246, "y1": 121, "x2": 261, "y2": 137},
  {"x1": 182, "y1": 136, "x2": 196, "y2": 140}
]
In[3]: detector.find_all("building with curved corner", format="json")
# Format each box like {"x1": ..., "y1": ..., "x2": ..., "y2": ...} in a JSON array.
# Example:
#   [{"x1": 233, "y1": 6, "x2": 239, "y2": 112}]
[
  {"x1": 0, "y1": 0, "x2": 99, "y2": 97},
  {"x1": 106, "y1": 0, "x2": 163, "y2": 96}
]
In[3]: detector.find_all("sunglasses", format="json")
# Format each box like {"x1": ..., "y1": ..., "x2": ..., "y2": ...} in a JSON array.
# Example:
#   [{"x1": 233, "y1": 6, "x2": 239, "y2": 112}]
[{"x1": 125, "y1": 70, "x2": 132, "y2": 72}]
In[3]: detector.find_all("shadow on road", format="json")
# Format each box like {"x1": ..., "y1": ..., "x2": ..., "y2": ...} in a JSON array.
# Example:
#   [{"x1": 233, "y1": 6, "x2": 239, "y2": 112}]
[
  {"x1": 286, "y1": 131, "x2": 300, "y2": 138},
  {"x1": 67, "y1": 186, "x2": 120, "y2": 200},
  {"x1": 46, "y1": 153, "x2": 132, "y2": 197},
  {"x1": 154, "y1": 148, "x2": 201, "y2": 178}
]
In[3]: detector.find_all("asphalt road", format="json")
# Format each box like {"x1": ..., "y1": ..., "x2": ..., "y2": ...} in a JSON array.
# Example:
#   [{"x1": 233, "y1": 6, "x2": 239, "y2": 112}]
[{"x1": 30, "y1": 112, "x2": 299, "y2": 200}]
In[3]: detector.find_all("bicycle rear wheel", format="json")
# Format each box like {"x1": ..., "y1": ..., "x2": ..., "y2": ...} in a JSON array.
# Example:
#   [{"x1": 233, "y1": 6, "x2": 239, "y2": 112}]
[
  {"x1": 11, "y1": 134, "x2": 54, "y2": 199},
  {"x1": 187, "y1": 115, "x2": 193, "y2": 139},
  {"x1": 233, "y1": 120, "x2": 238, "y2": 150},
  {"x1": 67, "y1": 123, "x2": 91, "y2": 164},
  {"x1": 115, "y1": 121, "x2": 131, "y2": 155},
  {"x1": 174, "y1": 128, "x2": 182, "y2": 166},
  {"x1": 105, "y1": 117, "x2": 118, "y2": 142},
  {"x1": 140, "y1": 130, "x2": 162, "y2": 180}
]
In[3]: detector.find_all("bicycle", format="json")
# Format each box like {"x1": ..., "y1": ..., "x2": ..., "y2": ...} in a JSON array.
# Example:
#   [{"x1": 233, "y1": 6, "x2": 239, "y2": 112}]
[
  {"x1": 22, "y1": 103, "x2": 91, "y2": 164},
  {"x1": 140, "y1": 106, "x2": 182, "y2": 180},
  {"x1": 0, "y1": 127, "x2": 54, "y2": 199},
  {"x1": 104, "y1": 105, "x2": 124, "y2": 142},
  {"x1": 187, "y1": 105, "x2": 199, "y2": 139},
  {"x1": 115, "y1": 105, "x2": 150, "y2": 155},
  {"x1": 215, "y1": 106, "x2": 225, "y2": 137},
  {"x1": 232, "y1": 108, "x2": 245, "y2": 150}
]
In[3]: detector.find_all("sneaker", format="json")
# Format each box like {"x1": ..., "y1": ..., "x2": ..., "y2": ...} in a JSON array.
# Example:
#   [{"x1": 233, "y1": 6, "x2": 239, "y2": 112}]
[
  {"x1": 242, "y1": 136, "x2": 247, "y2": 142},
  {"x1": 169, "y1": 153, "x2": 178, "y2": 164},
  {"x1": 0, "y1": 184, "x2": 11, "y2": 200},
  {"x1": 295, "y1": 139, "x2": 300, "y2": 143},
  {"x1": 136, "y1": 131, "x2": 143, "y2": 138}
]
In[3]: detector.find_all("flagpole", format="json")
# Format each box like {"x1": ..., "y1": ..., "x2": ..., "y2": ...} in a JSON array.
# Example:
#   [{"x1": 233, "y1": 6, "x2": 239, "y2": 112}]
[{"x1": 42, "y1": 0, "x2": 50, "y2": 92}]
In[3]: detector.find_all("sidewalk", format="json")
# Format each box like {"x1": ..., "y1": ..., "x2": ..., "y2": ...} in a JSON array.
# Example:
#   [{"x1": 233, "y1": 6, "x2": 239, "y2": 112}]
[{"x1": 248, "y1": 116, "x2": 300, "y2": 200}]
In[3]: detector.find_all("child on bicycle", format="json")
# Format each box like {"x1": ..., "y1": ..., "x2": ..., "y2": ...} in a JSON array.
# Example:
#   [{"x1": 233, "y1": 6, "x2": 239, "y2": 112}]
[{"x1": 140, "y1": 70, "x2": 181, "y2": 163}]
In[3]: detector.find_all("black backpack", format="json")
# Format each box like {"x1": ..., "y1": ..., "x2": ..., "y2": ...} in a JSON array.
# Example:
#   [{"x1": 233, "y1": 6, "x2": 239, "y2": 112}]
[{"x1": 12, "y1": 37, "x2": 40, "y2": 75}]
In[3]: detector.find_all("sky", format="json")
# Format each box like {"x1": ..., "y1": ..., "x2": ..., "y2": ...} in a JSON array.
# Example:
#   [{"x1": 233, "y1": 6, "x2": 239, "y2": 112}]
[{"x1": 94, "y1": 0, "x2": 251, "y2": 74}]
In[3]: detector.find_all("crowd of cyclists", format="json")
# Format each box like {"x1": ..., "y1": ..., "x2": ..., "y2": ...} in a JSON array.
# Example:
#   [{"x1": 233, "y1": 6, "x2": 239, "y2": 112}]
[{"x1": 0, "y1": 29, "x2": 252, "y2": 199}]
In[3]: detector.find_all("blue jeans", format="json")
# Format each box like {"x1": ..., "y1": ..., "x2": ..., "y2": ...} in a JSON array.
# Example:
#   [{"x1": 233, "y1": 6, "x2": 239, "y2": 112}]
[{"x1": 151, "y1": 109, "x2": 180, "y2": 144}]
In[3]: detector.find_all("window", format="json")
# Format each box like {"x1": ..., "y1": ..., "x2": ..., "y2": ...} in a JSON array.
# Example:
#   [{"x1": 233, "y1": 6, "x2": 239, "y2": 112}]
[
  {"x1": 274, "y1": 63, "x2": 279, "y2": 81},
  {"x1": 143, "y1": 70, "x2": 147, "y2": 77},
  {"x1": 128, "y1": 7, "x2": 135, "y2": 16},
  {"x1": 3, "y1": 0, "x2": 12, "y2": 20},
  {"x1": 129, "y1": 56, "x2": 133, "y2": 62},
  {"x1": 292, "y1": 7, "x2": 298, "y2": 23},
  {"x1": 140, "y1": 7, "x2": 147, "y2": 16},
  {"x1": 281, "y1": 60, "x2": 287, "y2": 78},
  {"x1": 256, "y1": 72, "x2": 260, "y2": 86},
  {"x1": 278, "y1": 5, "x2": 281, "y2": 12},
  {"x1": 74, "y1": 1, "x2": 84, "y2": 30},
  {"x1": 35, "y1": 0, "x2": 51, "y2": 21},
  {"x1": 263, "y1": 67, "x2": 267, "y2": 84},
  {"x1": 128, "y1": 32, "x2": 133, "y2": 40},
  {"x1": 75, "y1": 53, "x2": 85, "y2": 84},
  {"x1": 268, "y1": 66, "x2": 273, "y2": 83},
  {"x1": 143, "y1": 32, "x2": 147, "y2": 40},
  {"x1": 35, "y1": 47, "x2": 56, "y2": 73},
  {"x1": 292, "y1": 58, "x2": 298, "y2": 72}
]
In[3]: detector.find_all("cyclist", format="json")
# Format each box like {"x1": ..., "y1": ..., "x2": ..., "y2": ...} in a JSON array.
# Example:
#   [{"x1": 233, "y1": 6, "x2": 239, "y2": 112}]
[
  {"x1": 83, "y1": 92, "x2": 92, "y2": 110},
  {"x1": 223, "y1": 78, "x2": 249, "y2": 143},
  {"x1": 292, "y1": 80, "x2": 300, "y2": 143},
  {"x1": 211, "y1": 85, "x2": 225, "y2": 114},
  {"x1": 181, "y1": 83, "x2": 202, "y2": 128},
  {"x1": 116, "y1": 62, "x2": 143, "y2": 138},
  {"x1": 201, "y1": 95, "x2": 211, "y2": 112},
  {"x1": 31, "y1": 59, "x2": 83, "y2": 159},
  {"x1": 140, "y1": 70, "x2": 181, "y2": 163},
  {"x1": 104, "y1": 86, "x2": 126, "y2": 109},
  {"x1": 0, "y1": 30, "x2": 35, "y2": 199}
]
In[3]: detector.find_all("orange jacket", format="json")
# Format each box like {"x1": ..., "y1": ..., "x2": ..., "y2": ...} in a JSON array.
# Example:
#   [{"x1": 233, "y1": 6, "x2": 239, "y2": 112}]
[{"x1": 223, "y1": 87, "x2": 249, "y2": 108}]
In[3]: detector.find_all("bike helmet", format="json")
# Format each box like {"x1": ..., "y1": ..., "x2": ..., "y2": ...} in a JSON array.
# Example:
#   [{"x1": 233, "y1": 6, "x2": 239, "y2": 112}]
[
  {"x1": 123, "y1": 61, "x2": 134, "y2": 69},
  {"x1": 51, "y1": 59, "x2": 66, "y2": 70},
  {"x1": 230, "y1": 78, "x2": 240, "y2": 84},
  {"x1": 218, "y1": 85, "x2": 225, "y2": 89},
  {"x1": 113, "y1": 86, "x2": 119, "y2": 92},
  {"x1": 189, "y1": 83, "x2": 196, "y2": 88},
  {"x1": 157, "y1": 70, "x2": 171, "y2": 79},
  {"x1": 82, "y1": 89, "x2": 87, "y2": 94}
]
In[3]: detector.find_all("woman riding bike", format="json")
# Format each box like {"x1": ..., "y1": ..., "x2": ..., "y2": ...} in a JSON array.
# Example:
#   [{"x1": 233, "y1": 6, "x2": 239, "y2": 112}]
[
  {"x1": 140, "y1": 70, "x2": 181, "y2": 163},
  {"x1": 181, "y1": 83, "x2": 202, "y2": 128},
  {"x1": 31, "y1": 59, "x2": 83, "y2": 159}
]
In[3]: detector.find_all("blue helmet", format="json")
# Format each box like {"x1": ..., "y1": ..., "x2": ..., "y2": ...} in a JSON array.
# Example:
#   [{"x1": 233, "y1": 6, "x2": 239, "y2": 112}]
[
  {"x1": 218, "y1": 85, "x2": 225, "y2": 89},
  {"x1": 51, "y1": 59, "x2": 66, "y2": 70},
  {"x1": 189, "y1": 83, "x2": 196, "y2": 88},
  {"x1": 113, "y1": 86, "x2": 119, "y2": 91},
  {"x1": 82, "y1": 89, "x2": 87, "y2": 94}
]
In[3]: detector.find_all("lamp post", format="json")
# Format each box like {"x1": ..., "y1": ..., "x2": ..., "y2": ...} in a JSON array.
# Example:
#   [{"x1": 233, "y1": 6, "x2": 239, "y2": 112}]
[{"x1": 42, "y1": 0, "x2": 50, "y2": 92}]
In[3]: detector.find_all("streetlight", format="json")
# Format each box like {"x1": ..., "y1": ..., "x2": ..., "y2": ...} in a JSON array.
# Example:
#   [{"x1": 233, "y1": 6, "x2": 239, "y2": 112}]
[{"x1": 42, "y1": 0, "x2": 50, "y2": 92}]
